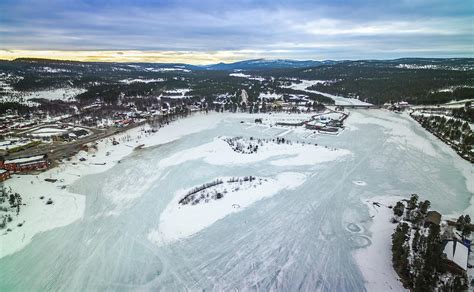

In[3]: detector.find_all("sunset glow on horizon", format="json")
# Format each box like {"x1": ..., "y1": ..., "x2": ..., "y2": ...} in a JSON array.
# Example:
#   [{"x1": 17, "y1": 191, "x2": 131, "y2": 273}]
[{"x1": 0, "y1": 50, "x2": 261, "y2": 65}]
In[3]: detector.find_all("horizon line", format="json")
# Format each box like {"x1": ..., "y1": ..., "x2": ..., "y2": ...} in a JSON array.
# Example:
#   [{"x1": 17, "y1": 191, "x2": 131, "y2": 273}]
[{"x1": 0, "y1": 50, "x2": 473, "y2": 65}]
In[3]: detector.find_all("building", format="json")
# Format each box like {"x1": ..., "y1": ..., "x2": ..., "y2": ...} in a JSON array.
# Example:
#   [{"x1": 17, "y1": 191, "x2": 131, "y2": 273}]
[
  {"x1": 443, "y1": 240, "x2": 469, "y2": 273},
  {"x1": 0, "y1": 154, "x2": 49, "y2": 173},
  {"x1": 425, "y1": 210, "x2": 442, "y2": 226},
  {"x1": 0, "y1": 169, "x2": 10, "y2": 182}
]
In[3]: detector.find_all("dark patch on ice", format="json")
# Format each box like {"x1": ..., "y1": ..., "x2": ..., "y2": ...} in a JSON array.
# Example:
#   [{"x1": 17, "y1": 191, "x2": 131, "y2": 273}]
[
  {"x1": 346, "y1": 223, "x2": 362, "y2": 233},
  {"x1": 350, "y1": 235, "x2": 371, "y2": 249}
]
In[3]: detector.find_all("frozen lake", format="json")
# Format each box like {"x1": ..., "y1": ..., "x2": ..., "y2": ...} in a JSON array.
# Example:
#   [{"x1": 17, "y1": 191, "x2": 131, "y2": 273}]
[{"x1": 0, "y1": 110, "x2": 472, "y2": 291}]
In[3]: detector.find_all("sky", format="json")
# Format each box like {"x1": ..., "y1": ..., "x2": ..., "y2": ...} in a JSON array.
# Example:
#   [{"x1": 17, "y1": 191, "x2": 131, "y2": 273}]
[{"x1": 0, "y1": 0, "x2": 472, "y2": 64}]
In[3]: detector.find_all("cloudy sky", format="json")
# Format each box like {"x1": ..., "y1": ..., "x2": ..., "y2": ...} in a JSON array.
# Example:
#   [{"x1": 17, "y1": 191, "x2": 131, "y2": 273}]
[{"x1": 0, "y1": 0, "x2": 472, "y2": 63}]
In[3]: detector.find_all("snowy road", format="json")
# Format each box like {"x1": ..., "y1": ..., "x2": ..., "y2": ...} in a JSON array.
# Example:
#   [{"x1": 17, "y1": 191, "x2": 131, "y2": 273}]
[{"x1": 0, "y1": 110, "x2": 472, "y2": 291}]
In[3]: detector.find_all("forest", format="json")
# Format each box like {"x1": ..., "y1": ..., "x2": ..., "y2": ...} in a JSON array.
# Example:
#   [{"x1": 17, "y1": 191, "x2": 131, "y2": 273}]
[
  {"x1": 391, "y1": 194, "x2": 470, "y2": 291},
  {"x1": 0, "y1": 58, "x2": 472, "y2": 106}
]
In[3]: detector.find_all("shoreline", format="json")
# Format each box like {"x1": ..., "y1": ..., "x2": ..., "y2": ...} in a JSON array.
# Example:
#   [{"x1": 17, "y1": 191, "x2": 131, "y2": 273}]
[
  {"x1": 0, "y1": 112, "x2": 225, "y2": 258},
  {"x1": 353, "y1": 195, "x2": 407, "y2": 292}
]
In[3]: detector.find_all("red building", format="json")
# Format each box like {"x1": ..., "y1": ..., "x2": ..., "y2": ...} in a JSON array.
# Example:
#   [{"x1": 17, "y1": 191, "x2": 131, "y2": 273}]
[
  {"x1": 0, "y1": 169, "x2": 10, "y2": 182},
  {"x1": 0, "y1": 154, "x2": 49, "y2": 173}
]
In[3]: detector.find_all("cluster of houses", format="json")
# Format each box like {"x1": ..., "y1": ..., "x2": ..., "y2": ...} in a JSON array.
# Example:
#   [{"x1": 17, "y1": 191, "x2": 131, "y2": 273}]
[
  {"x1": 425, "y1": 210, "x2": 471, "y2": 274},
  {"x1": 0, "y1": 114, "x2": 38, "y2": 135},
  {"x1": 0, "y1": 154, "x2": 49, "y2": 182}
]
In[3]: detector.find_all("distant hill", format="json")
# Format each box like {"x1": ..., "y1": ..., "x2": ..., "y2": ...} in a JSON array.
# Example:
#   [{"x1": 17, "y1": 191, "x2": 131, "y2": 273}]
[{"x1": 203, "y1": 59, "x2": 339, "y2": 70}]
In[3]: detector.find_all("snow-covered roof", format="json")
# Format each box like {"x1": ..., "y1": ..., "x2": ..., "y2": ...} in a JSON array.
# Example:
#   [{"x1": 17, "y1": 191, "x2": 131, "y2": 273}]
[
  {"x1": 4, "y1": 155, "x2": 46, "y2": 164},
  {"x1": 443, "y1": 240, "x2": 468, "y2": 271},
  {"x1": 0, "y1": 169, "x2": 7, "y2": 174}
]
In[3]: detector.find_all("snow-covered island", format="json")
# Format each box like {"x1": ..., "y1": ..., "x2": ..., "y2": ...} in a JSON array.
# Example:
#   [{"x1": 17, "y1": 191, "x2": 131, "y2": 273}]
[
  {"x1": 149, "y1": 172, "x2": 307, "y2": 246},
  {"x1": 178, "y1": 176, "x2": 264, "y2": 206}
]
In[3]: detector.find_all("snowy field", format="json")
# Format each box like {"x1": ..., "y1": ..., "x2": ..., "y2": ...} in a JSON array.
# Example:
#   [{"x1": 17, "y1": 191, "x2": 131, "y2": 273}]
[
  {"x1": 0, "y1": 83, "x2": 86, "y2": 104},
  {"x1": 15, "y1": 87, "x2": 86, "y2": 101},
  {"x1": 0, "y1": 110, "x2": 472, "y2": 291}
]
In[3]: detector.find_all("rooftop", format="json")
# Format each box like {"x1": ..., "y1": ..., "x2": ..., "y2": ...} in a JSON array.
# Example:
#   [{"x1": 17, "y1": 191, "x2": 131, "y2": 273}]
[
  {"x1": 443, "y1": 240, "x2": 468, "y2": 271},
  {"x1": 4, "y1": 155, "x2": 47, "y2": 164}
]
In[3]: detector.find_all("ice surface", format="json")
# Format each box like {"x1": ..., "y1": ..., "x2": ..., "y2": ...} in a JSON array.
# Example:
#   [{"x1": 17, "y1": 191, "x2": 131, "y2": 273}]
[
  {"x1": 287, "y1": 80, "x2": 373, "y2": 106},
  {"x1": 0, "y1": 110, "x2": 472, "y2": 291}
]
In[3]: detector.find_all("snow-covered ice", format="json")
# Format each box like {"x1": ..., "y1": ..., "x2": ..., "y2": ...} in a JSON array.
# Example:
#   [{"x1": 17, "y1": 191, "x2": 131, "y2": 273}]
[
  {"x1": 287, "y1": 80, "x2": 373, "y2": 106},
  {"x1": 0, "y1": 110, "x2": 472, "y2": 291}
]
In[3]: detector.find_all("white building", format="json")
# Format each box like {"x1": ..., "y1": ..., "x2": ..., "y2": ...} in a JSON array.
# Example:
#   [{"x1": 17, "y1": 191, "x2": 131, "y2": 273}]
[{"x1": 443, "y1": 240, "x2": 468, "y2": 271}]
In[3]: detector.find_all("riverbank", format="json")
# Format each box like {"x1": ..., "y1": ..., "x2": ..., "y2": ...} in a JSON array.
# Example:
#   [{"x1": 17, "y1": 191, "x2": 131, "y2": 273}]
[{"x1": 353, "y1": 196, "x2": 407, "y2": 291}]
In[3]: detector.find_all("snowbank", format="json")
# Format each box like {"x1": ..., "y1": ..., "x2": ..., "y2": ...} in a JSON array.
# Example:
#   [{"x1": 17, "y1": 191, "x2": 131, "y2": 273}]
[
  {"x1": 353, "y1": 196, "x2": 407, "y2": 292},
  {"x1": 0, "y1": 113, "x2": 224, "y2": 258},
  {"x1": 149, "y1": 172, "x2": 307, "y2": 245}
]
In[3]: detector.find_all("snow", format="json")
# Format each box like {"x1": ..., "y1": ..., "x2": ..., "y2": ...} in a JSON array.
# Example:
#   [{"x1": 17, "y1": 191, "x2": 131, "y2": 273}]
[
  {"x1": 29, "y1": 127, "x2": 68, "y2": 137},
  {"x1": 0, "y1": 87, "x2": 85, "y2": 103},
  {"x1": 17, "y1": 88, "x2": 86, "y2": 101},
  {"x1": 346, "y1": 110, "x2": 439, "y2": 156},
  {"x1": 229, "y1": 72, "x2": 265, "y2": 81},
  {"x1": 443, "y1": 241, "x2": 469, "y2": 271},
  {"x1": 164, "y1": 88, "x2": 191, "y2": 95},
  {"x1": 4, "y1": 155, "x2": 46, "y2": 164},
  {"x1": 119, "y1": 78, "x2": 165, "y2": 84},
  {"x1": 258, "y1": 92, "x2": 282, "y2": 100},
  {"x1": 353, "y1": 196, "x2": 407, "y2": 292},
  {"x1": 0, "y1": 172, "x2": 86, "y2": 259},
  {"x1": 149, "y1": 172, "x2": 307, "y2": 245},
  {"x1": 0, "y1": 113, "x2": 224, "y2": 258},
  {"x1": 162, "y1": 88, "x2": 192, "y2": 99},
  {"x1": 38, "y1": 67, "x2": 71, "y2": 73},
  {"x1": 158, "y1": 137, "x2": 351, "y2": 168},
  {"x1": 286, "y1": 80, "x2": 373, "y2": 106},
  {"x1": 31, "y1": 127, "x2": 67, "y2": 134},
  {"x1": 1, "y1": 110, "x2": 472, "y2": 290},
  {"x1": 145, "y1": 67, "x2": 191, "y2": 72}
]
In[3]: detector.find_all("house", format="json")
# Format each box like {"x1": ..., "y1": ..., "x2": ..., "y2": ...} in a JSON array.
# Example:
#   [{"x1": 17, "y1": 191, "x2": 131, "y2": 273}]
[
  {"x1": 0, "y1": 154, "x2": 49, "y2": 173},
  {"x1": 443, "y1": 240, "x2": 469, "y2": 273},
  {"x1": 425, "y1": 210, "x2": 442, "y2": 226},
  {"x1": 0, "y1": 169, "x2": 10, "y2": 182}
]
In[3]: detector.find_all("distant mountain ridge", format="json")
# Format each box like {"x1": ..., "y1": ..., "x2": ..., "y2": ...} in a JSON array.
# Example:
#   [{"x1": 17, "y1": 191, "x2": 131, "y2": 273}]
[
  {"x1": 6, "y1": 57, "x2": 339, "y2": 70},
  {"x1": 202, "y1": 59, "x2": 340, "y2": 70},
  {"x1": 3, "y1": 57, "x2": 473, "y2": 72}
]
